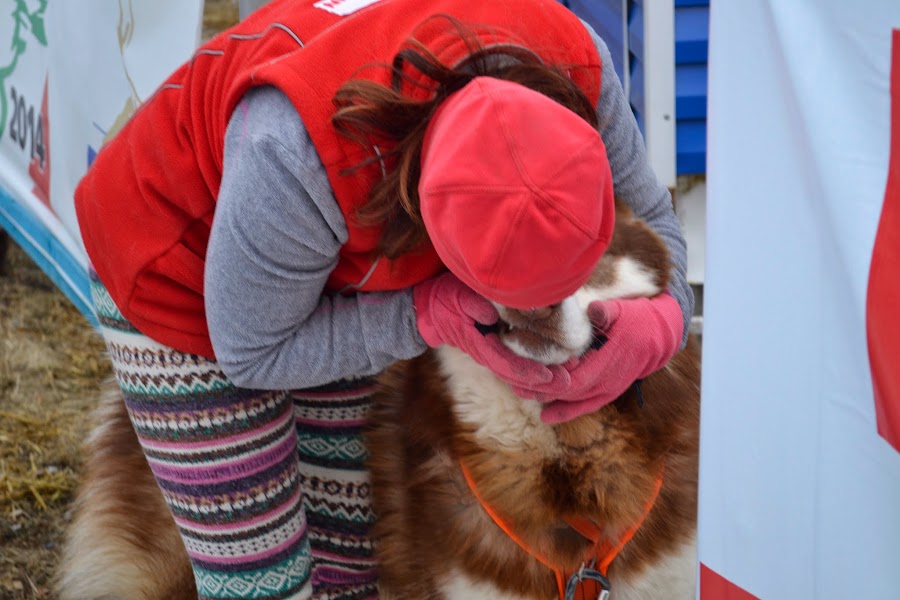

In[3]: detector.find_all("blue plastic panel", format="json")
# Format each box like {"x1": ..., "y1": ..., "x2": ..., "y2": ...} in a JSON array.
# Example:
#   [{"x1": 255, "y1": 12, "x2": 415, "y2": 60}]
[
  {"x1": 560, "y1": 0, "x2": 710, "y2": 175},
  {"x1": 674, "y1": 0, "x2": 709, "y2": 173},
  {"x1": 675, "y1": 4, "x2": 709, "y2": 64},
  {"x1": 563, "y1": 0, "x2": 628, "y2": 85},
  {"x1": 674, "y1": 0, "x2": 708, "y2": 7},
  {"x1": 628, "y1": 0, "x2": 644, "y2": 63},
  {"x1": 675, "y1": 63, "x2": 707, "y2": 119},
  {"x1": 627, "y1": 0, "x2": 645, "y2": 134},
  {"x1": 676, "y1": 120, "x2": 706, "y2": 174}
]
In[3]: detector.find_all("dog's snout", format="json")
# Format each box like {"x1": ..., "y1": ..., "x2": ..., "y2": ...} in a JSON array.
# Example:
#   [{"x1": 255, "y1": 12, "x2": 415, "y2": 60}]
[
  {"x1": 503, "y1": 304, "x2": 558, "y2": 324},
  {"x1": 527, "y1": 306, "x2": 554, "y2": 320}
]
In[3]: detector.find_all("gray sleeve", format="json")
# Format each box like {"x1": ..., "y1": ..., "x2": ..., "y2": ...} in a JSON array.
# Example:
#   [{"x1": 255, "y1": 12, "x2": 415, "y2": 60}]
[
  {"x1": 205, "y1": 86, "x2": 427, "y2": 390},
  {"x1": 583, "y1": 21, "x2": 695, "y2": 345}
]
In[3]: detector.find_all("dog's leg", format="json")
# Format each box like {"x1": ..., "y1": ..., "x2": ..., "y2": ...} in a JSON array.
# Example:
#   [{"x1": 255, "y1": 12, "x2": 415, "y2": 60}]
[{"x1": 55, "y1": 384, "x2": 195, "y2": 600}]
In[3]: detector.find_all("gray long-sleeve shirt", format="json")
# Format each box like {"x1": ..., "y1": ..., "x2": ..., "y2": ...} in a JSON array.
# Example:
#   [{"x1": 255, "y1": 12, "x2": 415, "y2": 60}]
[{"x1": 204, "y1": 25, "x2": 694, "y2": 390}]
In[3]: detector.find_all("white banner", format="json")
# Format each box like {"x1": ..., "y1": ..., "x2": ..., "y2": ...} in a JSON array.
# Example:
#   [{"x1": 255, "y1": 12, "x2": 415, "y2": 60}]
[
  {"x1": 0, "y1": 0, "x2": 202, "y2": 318},
  {"x1": 701, "y1": 1, "x2": 900, "y2": 599}
]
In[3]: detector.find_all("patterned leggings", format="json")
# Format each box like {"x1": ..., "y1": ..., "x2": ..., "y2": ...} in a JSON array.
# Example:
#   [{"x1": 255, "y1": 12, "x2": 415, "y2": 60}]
[{"x1": 91, "y1": 272, "x2": 378, "y2": 600}]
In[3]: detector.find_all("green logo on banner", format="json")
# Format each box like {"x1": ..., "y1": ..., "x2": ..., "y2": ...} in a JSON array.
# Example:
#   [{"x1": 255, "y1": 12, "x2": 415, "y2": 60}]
[{"x1": 0, "y1": 0, "x2": 48, "y2": 142}]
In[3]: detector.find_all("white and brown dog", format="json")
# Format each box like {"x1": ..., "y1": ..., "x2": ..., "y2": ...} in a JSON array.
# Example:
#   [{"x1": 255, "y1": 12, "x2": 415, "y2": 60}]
[
  {"x1": 368, "y1": 202, "x2": 700, "y2": 599},
  {"x1": 56, "y1": 202, "x2": 700, "y2": 600}
]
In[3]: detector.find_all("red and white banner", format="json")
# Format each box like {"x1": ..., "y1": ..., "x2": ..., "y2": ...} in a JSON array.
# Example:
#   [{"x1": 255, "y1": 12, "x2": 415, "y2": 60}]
[
  {"x1": 702, "y1": 2, "x2": 900, "y2": 598},
  {"x1": 0, "y1": 0, "x2": 202, "y2": 317}
]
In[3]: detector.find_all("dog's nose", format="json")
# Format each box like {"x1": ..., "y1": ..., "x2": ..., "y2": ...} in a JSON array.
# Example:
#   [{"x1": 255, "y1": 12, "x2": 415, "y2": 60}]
[
  {"x1": 527, "y1": 306, "x2": 554, "y2": 320},
  {"x1": 500, "y1": 304, "x2": 560, "y2": 325},
  {"x1": 504, "y1": 306, "x2": 556, "y2": 323}
]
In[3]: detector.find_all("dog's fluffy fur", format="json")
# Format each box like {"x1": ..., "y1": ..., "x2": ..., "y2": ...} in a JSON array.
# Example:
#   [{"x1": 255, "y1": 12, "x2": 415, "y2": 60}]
[
  {"x1": 368, "y1": 203, "x2": 700, "y2": 599},
  {"x1": 55, "y1": 383, "x2": 197, "y2": 600},
  {"x1": 56, "y1": 203, "x2": 700, "y2": 600}
]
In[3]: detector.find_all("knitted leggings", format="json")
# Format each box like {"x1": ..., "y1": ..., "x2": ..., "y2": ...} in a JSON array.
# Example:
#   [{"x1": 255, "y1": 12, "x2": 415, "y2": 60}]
[{"x1": 91, "y1": 273, "x2": 378, "y2": 600}]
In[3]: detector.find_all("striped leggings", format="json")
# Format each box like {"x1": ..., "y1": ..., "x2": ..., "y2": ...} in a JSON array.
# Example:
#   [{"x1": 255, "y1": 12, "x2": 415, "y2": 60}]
[{"x1": 91, "y1": 273, "x2": 379, "y2": 600}]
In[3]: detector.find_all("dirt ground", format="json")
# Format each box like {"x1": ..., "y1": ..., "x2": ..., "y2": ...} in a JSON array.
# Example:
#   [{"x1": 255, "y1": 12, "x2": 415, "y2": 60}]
[
  {"x1": 0, "y1": 2, "x2": 240, "y2": 598},
  {"x1": 0, "y1": 236, "x2": 110, "y2": 600}
]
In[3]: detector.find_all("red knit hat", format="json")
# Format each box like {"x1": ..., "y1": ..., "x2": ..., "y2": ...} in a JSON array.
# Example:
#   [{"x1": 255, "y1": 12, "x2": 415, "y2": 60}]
[{"x1": 418, "y1": 77, "x2": 616, "y2": 309}]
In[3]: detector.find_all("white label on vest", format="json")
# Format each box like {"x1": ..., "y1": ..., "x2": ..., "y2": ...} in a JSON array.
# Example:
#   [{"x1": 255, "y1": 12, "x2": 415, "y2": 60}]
[{"x1": 313, "y1": 0, "x2": 384, "y2": 16}]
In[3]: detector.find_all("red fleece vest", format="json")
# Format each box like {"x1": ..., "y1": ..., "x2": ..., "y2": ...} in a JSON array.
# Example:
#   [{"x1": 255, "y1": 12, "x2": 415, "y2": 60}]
[{"x1": 75, "y1": 0, "x2": 601, "y2": 358}]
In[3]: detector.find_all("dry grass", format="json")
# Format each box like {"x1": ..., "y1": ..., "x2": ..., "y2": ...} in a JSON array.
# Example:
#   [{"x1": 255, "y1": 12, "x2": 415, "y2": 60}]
[
  {"x1": 0, "y1": 3, "x2": 240, "y2": 598},
  {"x1": 0, "y1": 240, "x2": 110, "y2": 600},
  {"x1": 203, "y1": 0, "x2": 240, "y2": 41}
]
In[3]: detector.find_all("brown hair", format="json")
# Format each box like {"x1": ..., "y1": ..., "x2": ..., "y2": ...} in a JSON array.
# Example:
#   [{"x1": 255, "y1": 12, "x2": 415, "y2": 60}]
[{"x1": 331, "y1": 15, "x2": 599, "y2": 259}]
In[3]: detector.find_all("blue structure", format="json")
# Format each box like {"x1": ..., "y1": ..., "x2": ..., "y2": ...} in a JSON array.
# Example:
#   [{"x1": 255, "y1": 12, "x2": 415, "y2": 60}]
[
  {"x1": 672, "y1": 0, "x2": 709, "y2": 174},
  {"x1": 560, "y1": 0, "x2": 709, "y2": 174}
]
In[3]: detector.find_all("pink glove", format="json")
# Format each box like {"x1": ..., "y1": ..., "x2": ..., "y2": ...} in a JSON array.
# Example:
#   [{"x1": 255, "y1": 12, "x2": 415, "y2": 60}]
[
  {"x1": 519, "y1": 292, "x2": 684, "y2": 424},
  {"x1": 413, "y1": 273, "x2": 557, "y2": 390}
]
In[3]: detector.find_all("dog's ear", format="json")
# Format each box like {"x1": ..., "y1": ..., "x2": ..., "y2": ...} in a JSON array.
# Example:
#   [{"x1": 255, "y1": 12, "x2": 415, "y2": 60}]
[
  {"x1": 588, "y1": 200, "x2": 672, "y2": 293},
  {"x1": 614, "y1": 198, "x2": 636, "y2": 220}
]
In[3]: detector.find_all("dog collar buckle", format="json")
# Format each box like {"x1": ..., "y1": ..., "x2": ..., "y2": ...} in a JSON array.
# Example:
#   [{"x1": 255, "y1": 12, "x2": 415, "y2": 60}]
[{"x1": 564, "y1": 561, "x2": 611, "y2": 600}]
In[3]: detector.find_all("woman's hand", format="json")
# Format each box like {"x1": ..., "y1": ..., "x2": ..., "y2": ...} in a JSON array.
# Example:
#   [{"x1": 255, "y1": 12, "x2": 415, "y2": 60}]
[
  {"x1": 512, "y1": 292, "x2": 684, "y2": 424},
  {"x1": 413, "y1": 273, "x2": 558, "y2": 389}
]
